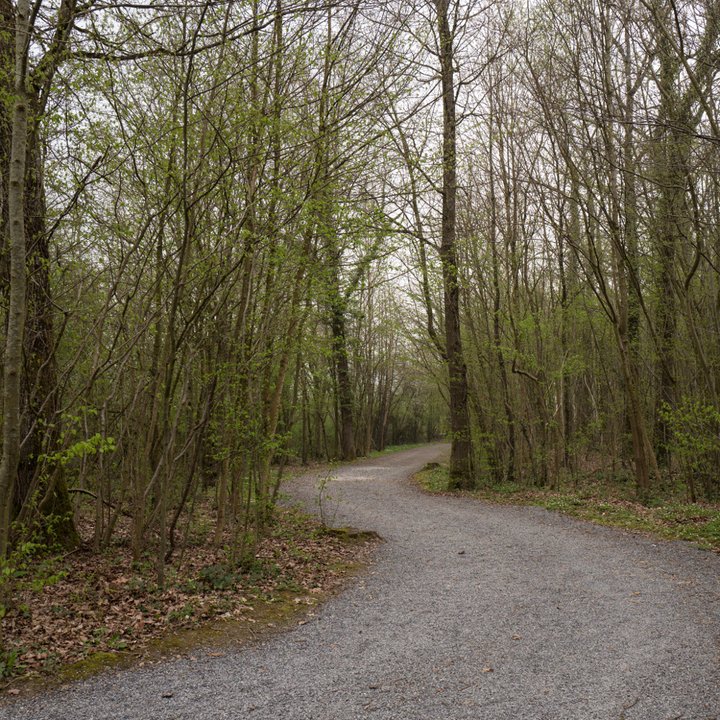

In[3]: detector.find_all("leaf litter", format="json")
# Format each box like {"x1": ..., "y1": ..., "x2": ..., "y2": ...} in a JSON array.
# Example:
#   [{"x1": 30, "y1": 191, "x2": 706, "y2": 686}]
[{"x1": 1, "y1": 506, "x2": 378, "y2": 692}]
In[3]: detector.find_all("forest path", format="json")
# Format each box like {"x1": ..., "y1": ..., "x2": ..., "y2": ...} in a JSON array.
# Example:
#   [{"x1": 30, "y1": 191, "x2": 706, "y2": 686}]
[{"x1": 5, "y1": 444, "x2": 720, "y2": 720}]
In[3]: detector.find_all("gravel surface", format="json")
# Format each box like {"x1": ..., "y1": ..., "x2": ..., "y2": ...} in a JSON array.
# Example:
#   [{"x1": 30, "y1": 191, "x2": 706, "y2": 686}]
[{"x1": 4, "y1": 444, "x2": 719, "y2": 720}]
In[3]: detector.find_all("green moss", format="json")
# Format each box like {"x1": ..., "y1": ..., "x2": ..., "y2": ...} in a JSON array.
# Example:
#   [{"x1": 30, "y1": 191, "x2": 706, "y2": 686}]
[
  {"x1": 317, "y1": 526, "x2": 383, "y2": 543},
  {"x1": 57, "y1": 652, "x2": 125, "y2": 683}
]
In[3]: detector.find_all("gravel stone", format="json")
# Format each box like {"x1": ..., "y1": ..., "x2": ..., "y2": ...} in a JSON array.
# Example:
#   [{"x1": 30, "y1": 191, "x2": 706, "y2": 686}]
[{"x1": 3, "y1": 444, "x2": 719, "y2": 720}]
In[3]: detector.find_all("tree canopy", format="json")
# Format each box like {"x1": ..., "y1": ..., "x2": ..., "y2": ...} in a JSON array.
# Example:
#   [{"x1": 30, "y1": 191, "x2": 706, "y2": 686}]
[{"x1": 1, "y1": 0, "x2": 719, "y2": 567}]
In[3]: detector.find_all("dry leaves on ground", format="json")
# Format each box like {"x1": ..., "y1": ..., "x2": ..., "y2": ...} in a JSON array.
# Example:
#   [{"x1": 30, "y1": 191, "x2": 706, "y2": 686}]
[{"x1": 1, "y1": 508, "x2": 377, "y2": 686}]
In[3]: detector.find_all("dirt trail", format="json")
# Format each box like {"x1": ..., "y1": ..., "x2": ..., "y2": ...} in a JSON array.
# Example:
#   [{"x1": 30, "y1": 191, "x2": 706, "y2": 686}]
[{"x1": 4, "y1": 444, "x2": 719, "y2": 719}]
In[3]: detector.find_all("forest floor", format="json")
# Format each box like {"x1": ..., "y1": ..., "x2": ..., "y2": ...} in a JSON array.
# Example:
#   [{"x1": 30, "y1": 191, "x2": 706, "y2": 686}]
[
  {"x1": 0, "y1": 492, "x2": 379, "y2": 696},
  {"x1": 414, "y1": 462, "x2": 720, "y2": 552},
  {"x1": 1, "y1": 449, "x2": 421, "y2": 692},
  {"x1": 2, "y1": 444, "x2": 719, "y2": 720}
]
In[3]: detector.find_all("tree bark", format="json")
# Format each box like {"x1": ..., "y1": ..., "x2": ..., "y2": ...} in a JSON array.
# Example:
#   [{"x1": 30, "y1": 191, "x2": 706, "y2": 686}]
[
  {"x1": 435, "y1": 0, "x2": 474, "y2": 489},
  {"x1": 331, "y1": 296, "x2": 357, "y2": 460},
  {"x1": 0, "y1": 0, "x2": 11, "y2": 293},
  {"x1": 0, "y1": 0, "x2": 30, "y2": 557}
]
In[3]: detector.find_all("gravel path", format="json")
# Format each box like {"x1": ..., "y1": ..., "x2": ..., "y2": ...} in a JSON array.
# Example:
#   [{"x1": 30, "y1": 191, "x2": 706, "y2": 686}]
[{"x1": 4, "y1": 444, "x2": 719, "y2": 720}]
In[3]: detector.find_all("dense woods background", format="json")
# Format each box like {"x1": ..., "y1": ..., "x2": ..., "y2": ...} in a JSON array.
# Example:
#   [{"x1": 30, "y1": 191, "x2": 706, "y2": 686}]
[{"x1": 0, "y1": 0, "x2": 719, "y2": 571}]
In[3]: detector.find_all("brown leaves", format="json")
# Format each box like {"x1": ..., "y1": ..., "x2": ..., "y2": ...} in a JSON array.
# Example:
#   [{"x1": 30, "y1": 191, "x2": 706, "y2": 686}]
[{"x1": 1, "y1": 508, "x2": 377, "y2": 685}]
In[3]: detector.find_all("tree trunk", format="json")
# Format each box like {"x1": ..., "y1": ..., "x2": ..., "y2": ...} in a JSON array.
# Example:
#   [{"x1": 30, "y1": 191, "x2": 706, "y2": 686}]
[
  {"x1": 489, "y1": 93, "x2": 516, "y2": 483},
  {"x1": 0, "y1": 0, "x2": 81, "y2": 550},
  {"x1": 0, "y1": 0, "x2": 11, "y2": 295},
  {"x1": 435, "y1": 0, "x2": 473, "y2": 489},
  {"x1": 330, "y1": 292, "x2": 356, "y2": 461},
  {"x1": 15, "y1": 125, "x2": 77, "y2": 548},
  {"x1": 0, "y1": 0, "x2": 30, "y2": 557}
]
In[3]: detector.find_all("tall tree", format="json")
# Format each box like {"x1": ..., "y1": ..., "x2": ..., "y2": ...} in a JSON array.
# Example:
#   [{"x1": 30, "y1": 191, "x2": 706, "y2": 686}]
[
  {"x1": 434, "y1": 0, "x2": 474, "y2": 488},
  {"x1": 0, "y1": 0, "x2": 30, "y2": 557}
]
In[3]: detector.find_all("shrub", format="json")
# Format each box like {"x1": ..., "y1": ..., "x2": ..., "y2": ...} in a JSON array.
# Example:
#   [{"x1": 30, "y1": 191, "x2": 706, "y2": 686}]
[{"x1": 660, "y1": 397, "x2": 720, "y2": 501}]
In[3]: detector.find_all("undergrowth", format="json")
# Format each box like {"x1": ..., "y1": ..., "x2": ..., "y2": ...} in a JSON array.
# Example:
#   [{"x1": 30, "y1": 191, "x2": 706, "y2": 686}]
[
  {"x1": 0, "y1": 505, "x2": 378, "y2": 693},
  {"x1": 415, "y1": 463, "x2": 720, "y2": 551}
]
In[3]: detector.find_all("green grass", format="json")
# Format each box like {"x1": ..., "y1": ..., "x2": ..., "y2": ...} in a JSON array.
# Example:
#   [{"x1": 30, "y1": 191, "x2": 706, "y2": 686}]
[
  {"x1": 366, "y1": 442, "x2": 426, "y2": 458},
  {"x1": 414, "y1": 463, "x2": 720, "y2": 551}
]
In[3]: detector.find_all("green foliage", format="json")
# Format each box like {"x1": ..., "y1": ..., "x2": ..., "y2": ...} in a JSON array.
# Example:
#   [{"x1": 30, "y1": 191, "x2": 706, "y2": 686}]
[
  {"x1": 79, "y1": 626, "x2": 131, "y2": 652},
  {"x1": 0, "y1": 538, "x2": 68, "y2": 680},
  {"x1": 415, "y1": 463, "x2": 720, "y2": 551},
  {"x1": 243, "y1": 558, "x2": 280, "y2": 584},
  {"x1": 315, "y1": 471, "x2": 338, "y2": 527},
  {"x1": 0, "y1": 647, "x2": 22, "y2": 679},
  {"x1": 1, "y1": 534, "x2": 69, "y2": 614},
  {"x1": 197, "y1": 555, "x2": 280, "y2": 591},
  {"x1": 660, "y1": 397, "x2": 720, "y2": 500},
  {"x1": 197, "y1": 564, "x2": 238, "y2": 591},
  {"x1": 167, "y1": 603, "x2": 197, "y2": 623},
  {"x1": 41, "y1": 433, "x2": 116, "y2": 466},
  {"x1": 415, "y1": 462, "x2": 450, "y2": 492}
]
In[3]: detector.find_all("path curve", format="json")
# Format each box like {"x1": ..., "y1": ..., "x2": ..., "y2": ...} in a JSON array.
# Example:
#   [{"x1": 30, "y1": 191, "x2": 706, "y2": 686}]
[{"x1": 4, "y1": 444, "x2": 719, "y2": 719}]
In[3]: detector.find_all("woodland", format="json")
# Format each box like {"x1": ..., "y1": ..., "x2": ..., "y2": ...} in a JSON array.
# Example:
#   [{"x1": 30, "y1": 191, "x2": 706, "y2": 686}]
[{"x1": 0, "y1": 0, "x2": 719, "y2": 680}]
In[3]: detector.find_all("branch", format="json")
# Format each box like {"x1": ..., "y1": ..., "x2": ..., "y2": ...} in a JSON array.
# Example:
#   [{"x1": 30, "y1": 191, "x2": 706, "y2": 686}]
[
  {"x1": 511, "y1": 357, "x2": 540, "y2": 384},
  {"x1": 68, "y1": 487, "x2": 133, "y2": 517}
]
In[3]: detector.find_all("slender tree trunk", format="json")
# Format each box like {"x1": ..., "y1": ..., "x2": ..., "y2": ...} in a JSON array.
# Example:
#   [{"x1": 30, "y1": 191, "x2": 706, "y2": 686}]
[
  {"x1": 646, "y1": 0, "x2": 719, "y2": 464},
  {"x1": 0, "y1": 0, "x2": 30, "y2": 557},
  {"x1": 0, "y1": 0, "x2": 81, "y2": 549},
  {"x1": 331, "y1": 298, "x2": 357, "y2": 460},
  {"x1": 0, "y1": 0, "x2": 11, "y2": 296},
  {"x1": 490, "y1": 94, "x2": 516, "y2": 483},
  {"x1": 15, "y1": 124, "x2": 77, "y2": 547}
]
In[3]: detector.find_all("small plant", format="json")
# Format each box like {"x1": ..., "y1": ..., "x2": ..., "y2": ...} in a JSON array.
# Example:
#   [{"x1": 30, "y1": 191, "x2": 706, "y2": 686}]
[
  {"x1": 198, "y1": 564, "x2": 238, "y2": 590},
  {"x1": 416, "y1": 462, "x2": 449, "y2": 492},
  {"x1": 0, "y1": 647, "x2": 22, "y2": 679},
  {"x1": 0, "y1": 536, "x2": 61, "y2": 616},
  {"x1": 252, "y1": 560, "x2": 280, "y2": 583},
  {"x1": 316, "y1": 470, "x2": 339, "y2": 527},
  {"x1": 275, "y1": 578, "x2": 302, "y2": 592},
  {"x1": 167, "y1": 602, "x2": 196, "y2": 622},
  {"x1": 179, "y1": 578, "x2": 199, "y2": 594},
  {"x1": 107, "y1": 634, "x2": 128, "y2": 650}
]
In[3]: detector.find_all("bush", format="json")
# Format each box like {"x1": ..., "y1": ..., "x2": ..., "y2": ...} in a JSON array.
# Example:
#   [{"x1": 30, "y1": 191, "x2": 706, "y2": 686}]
[
  {"x1": 197, "y1": 564, "x2": 238, "y2": 590},
  {"x1": 660, "y1": 397, "x2": 720, "y2": 501}
]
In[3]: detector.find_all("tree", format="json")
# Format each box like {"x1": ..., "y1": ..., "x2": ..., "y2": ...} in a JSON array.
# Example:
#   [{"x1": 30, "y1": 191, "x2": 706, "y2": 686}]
[
  {"x1": 433, "y1": 0, "x2": 474, "y2": 488},
  {"x1": 0, "y1": 0, "x2": 30, "y2": 557}
]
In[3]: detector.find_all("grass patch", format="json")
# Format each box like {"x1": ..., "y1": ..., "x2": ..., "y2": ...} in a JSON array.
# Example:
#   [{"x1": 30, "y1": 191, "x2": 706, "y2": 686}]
[
  {"x1": 414, "y1": 463, "x2": 720, "y2": 552},
  {"x1": 366, "y1": 442, "x2": 426, "y2": 458}
]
